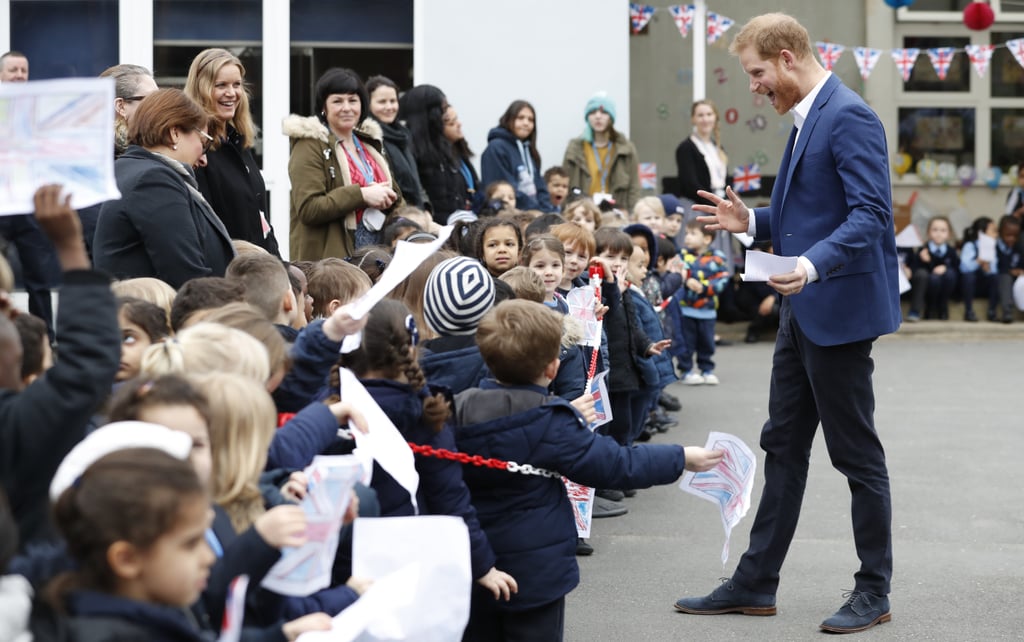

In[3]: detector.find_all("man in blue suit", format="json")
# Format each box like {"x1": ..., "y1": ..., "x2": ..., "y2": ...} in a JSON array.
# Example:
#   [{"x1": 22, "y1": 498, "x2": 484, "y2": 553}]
[{"x1": 673, "y1": 13, "x2": 900, "y2": 634}]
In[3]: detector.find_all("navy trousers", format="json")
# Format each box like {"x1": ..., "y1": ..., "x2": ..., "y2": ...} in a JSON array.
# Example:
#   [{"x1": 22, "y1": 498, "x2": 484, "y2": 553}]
[
  {"x1": 732, "y1": 302, "x2": 893, "y2": 596},
  {"x1": 463, "y1": 592, "x2": 565, "y2": 642}
]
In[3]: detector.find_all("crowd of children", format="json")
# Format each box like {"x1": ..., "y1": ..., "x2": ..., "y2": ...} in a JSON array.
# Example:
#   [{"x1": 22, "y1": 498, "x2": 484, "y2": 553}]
[
  {"x1": 902, "y1": 213, "x2": 1021, "y2": 323},
  {"x1": 6, "y1": 153, "x2": 1020, "y2": 640},
  {"x1": 0, "y1": 181, "x2": 736, "y2": 641}
]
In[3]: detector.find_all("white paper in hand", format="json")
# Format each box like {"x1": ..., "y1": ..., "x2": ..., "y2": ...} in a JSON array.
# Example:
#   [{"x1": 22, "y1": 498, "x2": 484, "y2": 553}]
[
  {"x1": 347, "y1": 225, "x2": 454, "y2": 319},
  {"x1": 339, "y1": 367, "x2": 419, "y2": 512},
  {"x1": 679, "y1": 432, "x2": 756, "y2": 565},
  {"x1": 742, "y1": 250, "x2": 799, "y2": 282},
  {"x1": 349, "y1": 516, "x2": 471, "y2": 641},
  {"x1": 260, "y1": 456, "x2": 362, "y2": 596}
]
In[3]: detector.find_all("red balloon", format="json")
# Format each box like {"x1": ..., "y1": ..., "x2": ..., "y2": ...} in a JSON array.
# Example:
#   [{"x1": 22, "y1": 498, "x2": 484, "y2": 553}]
[{"x1": 963, "y1": 2, "x2": 995, "y2": 31}]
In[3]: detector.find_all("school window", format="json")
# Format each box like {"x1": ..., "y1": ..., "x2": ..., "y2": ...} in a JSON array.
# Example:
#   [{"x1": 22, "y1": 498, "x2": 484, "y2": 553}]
[{"x1": 895, "y1": 19, "x2": 1024, "y2": 173}]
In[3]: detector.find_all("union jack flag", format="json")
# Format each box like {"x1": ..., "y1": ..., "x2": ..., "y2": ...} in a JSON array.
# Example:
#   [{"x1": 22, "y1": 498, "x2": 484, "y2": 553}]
[
  {"x1": 732, "y1": 163, "x2": 761, "y2": 193},
  {"x1": 853, "y1": 47, "x2": 882, "y2": 80},
  {"x1": 706, "y1": 12, "x2": 734, "y2": 45},
  {"x1": 891, "y1": 47, "x2": 920, "y2": 82},
  {"x1": 964, "y1": 44, "x2": 995, "y2": 79},
  {"x1": 815, "y1": 42, "x2": 845, "y2": 71},
  {"x1": 927, "y1": 47, "x2": 956, "y2": 81},
  {"x1": 1007, "y1": 38, "x2": 1024, "y2": 71},
  {"x1": 668, "y1": 4, "x2": 695, "y2": 38},
  {"x1": 629, "y1": 3, "x2": 655, "y2": 34},
  {"x1": 638, "y1": 162, "x2": 657, "y2": 190}
]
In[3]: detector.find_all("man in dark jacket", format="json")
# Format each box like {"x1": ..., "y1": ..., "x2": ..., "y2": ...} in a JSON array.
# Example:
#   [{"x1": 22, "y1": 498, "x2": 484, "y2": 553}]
[{"x1": 0, "y1": 185, "x2": 121, "y2": 551}]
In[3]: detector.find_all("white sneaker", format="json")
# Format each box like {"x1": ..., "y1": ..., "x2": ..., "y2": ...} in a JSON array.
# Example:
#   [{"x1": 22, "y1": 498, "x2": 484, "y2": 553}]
[
  {"x1": 682, "y1": 371, "x2": 705, "y2": 385},
  {"x1": 702, "y1": 372, "x2": 720, "y2": 385}
]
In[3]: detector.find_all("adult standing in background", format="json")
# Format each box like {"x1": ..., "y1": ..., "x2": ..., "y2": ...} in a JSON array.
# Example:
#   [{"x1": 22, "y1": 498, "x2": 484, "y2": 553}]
[
  {"x1": 443, "y1": 104, "x2": 481, "y2": 214},
  {"x1": 401, "y1": 84, "x2": 471, "y2": 224},
  {"x1": 676, "y1": 99, "x2": 728, "y2": 209},
  {"x1": 481, "y1": 100, "x2": 555, "y2": 212},
  {"x1": 94, "y1": 89, "x2": 235, "y2": 287},
  {"x1": 284, "y1": 67, "x2": 402, "y2": 260},
  {"x1": 103, "y1": 64, "x2": 160, "y2": 158},
  {"x1": 562, "y1": 93, "x2": 640, "y2": 212},
  {"x1": 675, "y1": 99, "x2": 743, "y2": 277},
  {"x1": 186, "y1": 48, "x2": 280, "y2": 256},
  {"x1": 366, "y1": 75, "x2": 427, "y2": 209},
  {"x1": 0, "y1": 51, "x2": 29, "y2": 82},
  {"x1": 0, "y1": 51, "x2": 60, "y2": 340},
  {"x1": 674, "y1": 14, "x2": 899, "y2": 634},
  {"x1": 77, "y1": 64, "x2": 159, "y2": 258}
]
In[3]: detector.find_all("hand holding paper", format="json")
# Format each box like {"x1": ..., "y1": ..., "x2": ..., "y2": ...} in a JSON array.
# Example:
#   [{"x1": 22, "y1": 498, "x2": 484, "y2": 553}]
[{"x1": 742, "y1": 250, "x2": 799, "y2": 282}]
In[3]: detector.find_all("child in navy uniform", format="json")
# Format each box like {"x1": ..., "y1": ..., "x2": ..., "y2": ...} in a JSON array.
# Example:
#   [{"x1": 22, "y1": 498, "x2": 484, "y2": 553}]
[{"x1": 454, "y1": 301, "x2": 723, "y2": 641}]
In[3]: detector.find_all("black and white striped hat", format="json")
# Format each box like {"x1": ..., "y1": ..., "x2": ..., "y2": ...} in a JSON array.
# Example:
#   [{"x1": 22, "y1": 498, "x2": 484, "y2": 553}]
[{"x1": 423, "y1": 257, "x2": 495, "y2": 336}]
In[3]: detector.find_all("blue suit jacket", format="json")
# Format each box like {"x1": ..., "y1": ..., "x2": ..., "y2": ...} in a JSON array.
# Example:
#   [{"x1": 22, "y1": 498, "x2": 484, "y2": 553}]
[{"x1": 753, "y1": 74, "x2": 901, "y2": 347}]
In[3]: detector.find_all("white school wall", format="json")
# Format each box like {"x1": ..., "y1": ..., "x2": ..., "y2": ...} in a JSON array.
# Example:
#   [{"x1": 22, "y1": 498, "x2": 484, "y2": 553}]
[{"x1": 413, "y1": 0, "x2": 629, "y2": 181}]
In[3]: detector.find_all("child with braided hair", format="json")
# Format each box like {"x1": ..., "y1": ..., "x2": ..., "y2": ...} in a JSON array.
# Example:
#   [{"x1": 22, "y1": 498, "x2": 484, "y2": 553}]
[{"x1": 327, "y1": 299, "x2": 517, "y2": 603}]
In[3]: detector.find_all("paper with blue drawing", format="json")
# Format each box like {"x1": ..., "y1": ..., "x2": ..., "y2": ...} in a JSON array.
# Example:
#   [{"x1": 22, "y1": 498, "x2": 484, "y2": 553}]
[
  {"x1": 679, "y1": 432, "x2": 756, "y2": 565},
  {"x1": 0, "y1": 77, "x2": 120, "y2": 215},
  {"x1": 261, "y1": 456, "x2": 363, "y2": 596}
]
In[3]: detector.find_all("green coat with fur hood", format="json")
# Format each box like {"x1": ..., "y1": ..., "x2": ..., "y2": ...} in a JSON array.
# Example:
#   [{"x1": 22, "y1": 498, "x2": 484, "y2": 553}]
[
  {"x1": 562, "y1": 131, "x2": 641, "y2": 212},
  {"x1": 282, "y1": 114, "x2": 404, "y2": 261}
]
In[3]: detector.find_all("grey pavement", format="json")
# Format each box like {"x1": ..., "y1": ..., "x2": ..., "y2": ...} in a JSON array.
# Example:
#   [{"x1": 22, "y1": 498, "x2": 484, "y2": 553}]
[{"x1": 565, "y1": 328, "x2": 1024, "y2": 641}]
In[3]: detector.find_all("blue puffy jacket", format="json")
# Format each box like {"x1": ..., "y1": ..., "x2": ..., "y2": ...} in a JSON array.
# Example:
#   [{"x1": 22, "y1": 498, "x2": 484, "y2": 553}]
[
  {"x1": 361, "y1": 379, "x2": 497, "y2": 580},
  {"x1": 480, "y1": 127, "x2": 554, "y2": 212},
  {"x1": 627, "y1": 287, "x2": 677, "y2": 390},
  {"x1": 454, "y1": 381, "x2": 686, "y2": 610}
]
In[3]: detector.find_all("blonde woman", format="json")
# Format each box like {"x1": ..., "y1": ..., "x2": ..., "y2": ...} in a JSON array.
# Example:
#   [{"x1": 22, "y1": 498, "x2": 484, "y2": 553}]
[
  {"x1": 675, "y1": 99, "x2": 728, "y2": 208},
  {"x1": 186, "y1": 48, "x2": 281, "y2": 256}
]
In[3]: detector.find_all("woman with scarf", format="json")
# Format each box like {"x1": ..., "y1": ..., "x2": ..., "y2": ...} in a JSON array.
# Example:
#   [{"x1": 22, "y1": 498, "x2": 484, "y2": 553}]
[{"x1": 94, "y1": 89, "x2": 235, "y2": 288}]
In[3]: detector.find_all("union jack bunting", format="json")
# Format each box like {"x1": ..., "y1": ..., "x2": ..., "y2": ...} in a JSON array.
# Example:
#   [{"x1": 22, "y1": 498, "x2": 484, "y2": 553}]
[
  {"x1": 815, "y1": 42, "x2": 845, "y2": 72},
  {"x1": 964, "y1": 44, "x2": 995, "y2": 79},
  {"x1": 668, "y1": 4, "x2": 695, "y2": 38},
  {"x1": 853, "y1": 47, "x2": 882, "y2": 80},
  {"x1": 638, "y1": 162, "x2": 657, "y2": 190},
  {"x1": 927, "y1": 47, "x2": 956, "y2": 80},
  {"x1": 629, "y1": 3, "x2": 655, "y2": 34},
  {"x1": 1007, "y1": 38, "x2": 1024, "y2": 71},
  {"x1": 706, "y1": 12, "x2": 734, "y2": 45},
  {"x1": 891, "y1": 48, "x2": 920, "y2": 82},
  {"x1": 732, "y1": 163, "x2": 761, "y2": 193}
]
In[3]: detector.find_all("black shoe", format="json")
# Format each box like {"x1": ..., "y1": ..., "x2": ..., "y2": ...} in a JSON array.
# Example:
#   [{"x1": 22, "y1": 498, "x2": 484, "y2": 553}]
[
  {"x1": 988, "y1": 309, "x2": 997, "y2": 322},
  {"x1": 622, "y1": 488, "x2": 637, "y2": 498},
  {"x1": 744, "y1": 330, "x2": 759, "y2": 343},
  {"x1": 650, "y1": 410, "x2": 678, "y2": 429},
  {"x1": 575, "y1": 538, "x2": 594, "y2": 556},
  {"x1": 819, "y1": 591, "x2": 891, "y2": 633},
  {"x1": 592, "y1": 496, "x2": 627, "y2": 518},
  {"x1": 658, "y1": 391, "x2": 682, "y2": 412},
  {"x1": 596, "y1": 488, "x2": 625, "y2": 502},
  {"x1": 674, "y1": 578, "x2": 776, "y2": 616},
  {"x1": 964, "y1": 309, "x2": 978, "y2": 322},
  {"x1": 635, "y1": 426, "x2": 653, "y2": 442},
  {"x1": 1003, "y1": 313, "x2": 1014, "y2": 324}
]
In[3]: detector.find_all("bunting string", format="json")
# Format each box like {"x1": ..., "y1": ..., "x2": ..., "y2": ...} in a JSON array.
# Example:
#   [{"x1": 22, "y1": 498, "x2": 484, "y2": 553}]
[{"x1": 628, "y1": 4, "x2": 1024, "y2": 81}]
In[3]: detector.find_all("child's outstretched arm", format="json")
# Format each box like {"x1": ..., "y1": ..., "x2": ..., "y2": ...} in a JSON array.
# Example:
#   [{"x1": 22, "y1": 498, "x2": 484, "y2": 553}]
[
  {"x1": 683, "y1": 447, "x2": 725, "y2": 472},
  {"x1": 477, "y1": 566, "x2": 518, "y2": 601}
]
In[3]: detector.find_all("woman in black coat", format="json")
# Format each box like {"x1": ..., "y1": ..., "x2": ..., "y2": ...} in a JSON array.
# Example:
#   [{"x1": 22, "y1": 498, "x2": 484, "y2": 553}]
[
  {"x1": 400, "y1": 84, "x2": 472, "y2": 224},
  {"x1": 186, "y1": 48, "x2": 280, "y2": 256},
  {"x1": 94, "y1": 89, "x2": 235, "y2": 288},
  {"x1": 366, "y1": 75, "x2": 427, "y2": 209}
]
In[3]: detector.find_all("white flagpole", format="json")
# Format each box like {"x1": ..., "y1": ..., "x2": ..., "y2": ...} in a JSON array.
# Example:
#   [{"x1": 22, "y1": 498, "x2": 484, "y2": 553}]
[{"x1": 693, "y1": 0, "x2": 707, "y2": 102}]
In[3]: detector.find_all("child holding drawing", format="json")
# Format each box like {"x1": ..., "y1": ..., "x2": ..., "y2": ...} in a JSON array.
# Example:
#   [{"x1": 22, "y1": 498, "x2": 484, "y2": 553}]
[
  {"x1": 330, "y1": 299, "x2": 518, "y2": 602},
  {"x1": 454, "y1": 300, "x2": 723, "y2": 642}
]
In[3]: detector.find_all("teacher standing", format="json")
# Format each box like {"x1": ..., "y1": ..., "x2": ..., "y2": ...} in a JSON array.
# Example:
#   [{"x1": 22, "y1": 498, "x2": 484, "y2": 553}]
[
  {"x1": 673, "y1": 13, "x2": 900, "y2": 635},
  {"x1": 283, "y1": 68, "x2": 402, "y2": 260}
]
